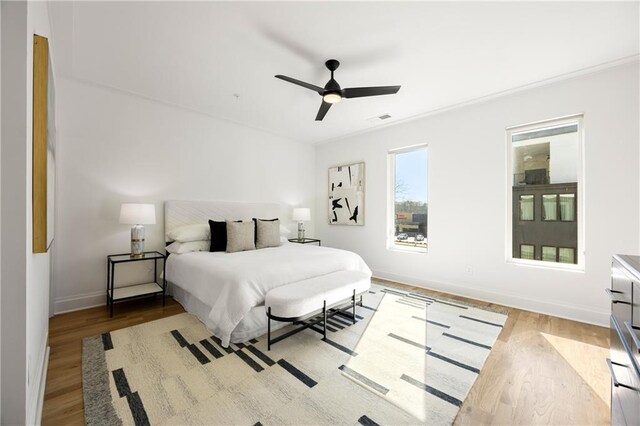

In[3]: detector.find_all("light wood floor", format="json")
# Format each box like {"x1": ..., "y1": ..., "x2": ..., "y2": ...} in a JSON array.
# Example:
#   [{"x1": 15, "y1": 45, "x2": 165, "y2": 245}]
[{"x1": 43, "y1": 282, "x2": 610, "y2": 425}]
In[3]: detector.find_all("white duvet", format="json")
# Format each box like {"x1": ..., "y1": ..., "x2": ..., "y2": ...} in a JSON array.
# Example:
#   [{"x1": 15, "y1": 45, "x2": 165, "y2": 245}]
[{"x1": 166, "y1": 243, "x2": 371, "y2": 346}]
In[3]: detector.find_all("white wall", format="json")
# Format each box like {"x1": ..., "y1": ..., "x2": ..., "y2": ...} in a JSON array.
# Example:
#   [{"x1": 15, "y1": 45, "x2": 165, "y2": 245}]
[
  {"x1": 0, "y1": 2, "x2": 27, "y2": 424},
  {"x1": 53, "y1": 78, "x2": 315, "y2": 312},
  {"x1": 1, "y1": 2, "x2": 54, "y2": 422},
  {"x1": 0, "y1": 0, "x2": 3, "y2": 411},
  {"x1": 1, "y1": 3, "x2": 28, "y2": 423},
  {"x1": 315, "y1": 62, "x2": 640, "y2": 327},
  {"x1": 25, "y1": 4, "x2": 54, "y2": 423}
]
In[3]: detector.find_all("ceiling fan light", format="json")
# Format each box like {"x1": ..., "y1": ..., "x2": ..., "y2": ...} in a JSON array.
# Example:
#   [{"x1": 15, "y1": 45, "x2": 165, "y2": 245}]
[{"x1": 323, "y1": 92, "x2": 342, "y2": 104}]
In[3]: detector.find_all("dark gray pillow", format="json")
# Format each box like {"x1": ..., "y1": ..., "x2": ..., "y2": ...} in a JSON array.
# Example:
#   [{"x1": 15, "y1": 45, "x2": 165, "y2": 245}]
[
  {"x1": 226, "y1": 221, "x2": 256, "y2": 253},
  {"x1": 255, "y1": 218, "x2": 280, "y2": 249}
]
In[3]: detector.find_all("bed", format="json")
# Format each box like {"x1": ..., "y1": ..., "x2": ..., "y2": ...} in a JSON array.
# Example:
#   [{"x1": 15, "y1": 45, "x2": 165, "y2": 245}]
[{"x1": 164, "y1": 200, "x2": 372, "y2": 347}]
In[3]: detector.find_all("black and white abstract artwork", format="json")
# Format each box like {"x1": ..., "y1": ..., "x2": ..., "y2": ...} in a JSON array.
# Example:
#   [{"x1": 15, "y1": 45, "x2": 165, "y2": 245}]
[{"x1": 328, "y1": 162, "x2": 364, "y2": 225}]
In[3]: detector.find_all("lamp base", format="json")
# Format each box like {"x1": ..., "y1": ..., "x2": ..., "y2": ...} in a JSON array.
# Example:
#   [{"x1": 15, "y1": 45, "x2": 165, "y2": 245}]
[
  {"x1": 131, "y1": 224, "x2": 145, "y2": 257},
  {"x1": 297, "y1": 222, "x2": 305, "y2": 241}
]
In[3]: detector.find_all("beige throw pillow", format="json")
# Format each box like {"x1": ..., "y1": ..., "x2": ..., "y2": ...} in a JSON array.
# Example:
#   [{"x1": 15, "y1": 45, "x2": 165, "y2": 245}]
[
  {"x1": 226, "y1": 221, "x2": 256, "y2": 253},
  {"x1": 256, "y1": 219, "x2": 281, "y2": 249}
]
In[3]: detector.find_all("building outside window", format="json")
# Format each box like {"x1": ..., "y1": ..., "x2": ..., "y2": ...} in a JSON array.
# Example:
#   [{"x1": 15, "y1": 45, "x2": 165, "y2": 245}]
[
  {"x1": 389, "y1": 146, "x2": 428, "y2": 252},
  {"x1": 508, "y1": 116, "x2": 582, "y2": 266}
]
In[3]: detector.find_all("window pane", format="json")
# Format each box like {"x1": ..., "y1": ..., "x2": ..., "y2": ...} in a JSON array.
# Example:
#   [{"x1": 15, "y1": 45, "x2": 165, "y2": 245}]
[
  {"x1": 393, "y1": 147, "x2": 428, "y2": 251},
  {"x1": 559, "y1": 248, "x2": 575, "y2": 263},
  {"x1": 542, "y1": 246, "x2": 557, "y2": 262},
  {"x1": 520, "y1": 245, "x2": 535, "y2": 260},
  {"x1": 519, "y1": 195, "x2": 534, "y2": 221},
  {"x1": 542, "y1": 195, "x2": 557, "y2": 221},
  {"x1": 510, "y1": 119, "x2": 580, "y2": 265},
  {"x1": 559, "y1": 194, "x2": 575, "y2": 221}
]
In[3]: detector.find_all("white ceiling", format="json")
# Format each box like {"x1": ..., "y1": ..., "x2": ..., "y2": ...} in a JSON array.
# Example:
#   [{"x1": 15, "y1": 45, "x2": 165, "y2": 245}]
[{"x1": 50, "y1": 1, "x2": 639, "y2": 144}]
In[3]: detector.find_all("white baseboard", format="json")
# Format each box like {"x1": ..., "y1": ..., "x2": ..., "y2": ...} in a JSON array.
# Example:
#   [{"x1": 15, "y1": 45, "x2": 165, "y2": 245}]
[
  {"x1": 372, "y1": 270, "x2": 609, "y2": 328},
  {"x1": 34, "y1": 346, "x2": 49, "y2": 426},
  {"x1": 54, "y1": 290, "x2": 106, "y2": 314},
  {"x1": 26, "y1": 334, "x2": 49, "y2": 426},
  {"x1": 57, "y1": 273, "x2": 609, "y2": 327}
]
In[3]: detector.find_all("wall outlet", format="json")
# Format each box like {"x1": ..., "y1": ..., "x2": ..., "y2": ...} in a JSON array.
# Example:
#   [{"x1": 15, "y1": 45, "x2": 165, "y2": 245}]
[{"x1": 465, "y1": 265, "x2": 473, "y2": 274}]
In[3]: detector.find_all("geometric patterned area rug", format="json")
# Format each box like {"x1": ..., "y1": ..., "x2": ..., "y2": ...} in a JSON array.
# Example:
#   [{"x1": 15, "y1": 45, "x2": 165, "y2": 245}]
[{"x1": 82, "y1": 284, "x2": 507, "y2": 426}]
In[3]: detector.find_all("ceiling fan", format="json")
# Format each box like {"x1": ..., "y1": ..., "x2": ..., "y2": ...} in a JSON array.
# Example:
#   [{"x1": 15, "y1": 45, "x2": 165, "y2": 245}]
[{"x1": 275, "y1": 59, "x2": 401, "y2": 121}]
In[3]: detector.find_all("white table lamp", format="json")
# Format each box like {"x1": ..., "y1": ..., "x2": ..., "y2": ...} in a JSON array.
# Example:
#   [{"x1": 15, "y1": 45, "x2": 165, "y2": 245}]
[
  {"x1": 292, "y1": 207, "x2": 311, "y2": 241},
  {"x1": 119, "y1": 203, "x2": 156, "y2": 257}
]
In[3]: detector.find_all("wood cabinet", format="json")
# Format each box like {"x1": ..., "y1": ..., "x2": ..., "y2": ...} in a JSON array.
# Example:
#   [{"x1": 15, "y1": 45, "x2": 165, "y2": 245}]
[{"x1": 609, "y1": 255, "x2": 640, "y2": 425}]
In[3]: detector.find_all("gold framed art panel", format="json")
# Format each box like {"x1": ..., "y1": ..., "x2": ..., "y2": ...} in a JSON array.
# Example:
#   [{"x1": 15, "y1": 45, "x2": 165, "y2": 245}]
[{"x1": 33, "y1": 34, "x2": 55, "y2": 253}]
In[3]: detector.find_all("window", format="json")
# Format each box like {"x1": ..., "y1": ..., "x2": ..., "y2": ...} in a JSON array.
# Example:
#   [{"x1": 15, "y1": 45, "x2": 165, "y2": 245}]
[
  {"x1": 389, "y1": 146, "x2": 428, "y2": 252},
  {"x1": 520, "y1": 245, "x2": 535, "y2": 260},
  {"x1": 559, "y1": 194, "x2": 575, "y2": 221},
  {"x1": 508, "y1": 115, "x2": 582, "y2": 266},
  {"x1": 542, "y1": 246, "x2": 557, "y2": 262},
  {"x1": 559, "y1": 247, "x2": 576, "y2": 263},
  {"x1": 519, "y1": 195, "x2": 534, "y2": 221},
  {"x1": 542, "y1": 194, "x2": 558, "y2": 221}
]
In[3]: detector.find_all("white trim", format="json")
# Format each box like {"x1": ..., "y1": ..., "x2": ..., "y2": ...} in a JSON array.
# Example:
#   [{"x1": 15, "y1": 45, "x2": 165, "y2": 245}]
[
  {"x1": 387, "y1": 152, "x2": 396, "y2": 249},
  {"x1": 388, "y1": 143, "x2": 429, "y2": 155},
  {"x1": 373, "y1": 271, "x2": 608, "y2": 327},
  {"x1": 506, "y1": 112, "x2": 585, "y2": 132},
  {"x1": 34, "y1": 347, "x2": 49, "y2": 426},
  {"x1": 26, "y1": 333, "x2": 49, "y2": 426},
  {"x1": 387, "y1": 246, "x2": 427, "y2": 254},
  {"x1": 505, "y1": 114, "x2": 585, "y2": 270},
  {"x1": 505, "y1": 257, "x2": 585, "y2": 272},
  {"x1": 54, "y1": 290, "x2": 105, "y2": 314},
  {"x1": 387, "y1": 145, "x2": 429, "y2": 252},
  {"x1": 315, "y1": 55, "x2": 639, "y2": 146}
]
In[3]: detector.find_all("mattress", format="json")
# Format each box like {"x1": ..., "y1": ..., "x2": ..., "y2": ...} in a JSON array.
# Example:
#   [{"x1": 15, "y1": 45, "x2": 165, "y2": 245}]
[
  {"x1": 169, "y1": 283, "x2": 287, "y2": 343},
  {"x1": 166, "y1": 242, "x2": 372, "y2": 346}
]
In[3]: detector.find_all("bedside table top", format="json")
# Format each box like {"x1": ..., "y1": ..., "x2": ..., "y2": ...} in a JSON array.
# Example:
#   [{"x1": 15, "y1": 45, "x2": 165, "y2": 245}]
[
  {"x1": 288, "y1": 238, "x2": 321, "y2": 244},
  {"x1": 108, "y1": 251, "x2": 165, "y2": 263}
]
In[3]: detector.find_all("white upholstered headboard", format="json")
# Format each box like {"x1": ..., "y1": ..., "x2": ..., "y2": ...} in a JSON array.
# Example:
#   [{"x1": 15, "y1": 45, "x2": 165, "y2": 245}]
[{"x1": 164, "y1": 200, "x2": 283, "y2": 242}]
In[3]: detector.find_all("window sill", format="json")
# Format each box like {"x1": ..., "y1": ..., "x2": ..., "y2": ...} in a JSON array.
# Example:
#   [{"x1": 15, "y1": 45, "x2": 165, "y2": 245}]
[
  {"x1": 506, "y1": 258, "x2": 584, "y2": 273},
  {"x1": 387, "y1": 245, "x2": 427, "y2": 254}
]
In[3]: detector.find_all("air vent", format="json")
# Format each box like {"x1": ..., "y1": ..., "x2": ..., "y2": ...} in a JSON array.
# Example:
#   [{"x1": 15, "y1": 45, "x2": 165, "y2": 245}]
[{"x1": 367, "y1": 114, "x2": 392, "y2": 123}]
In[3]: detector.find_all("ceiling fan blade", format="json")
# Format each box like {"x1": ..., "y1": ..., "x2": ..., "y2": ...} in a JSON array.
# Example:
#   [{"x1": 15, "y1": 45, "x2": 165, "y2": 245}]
[
  {"x1": 275, "y1": 75, "x2": 323, "y2": 94},
  {"x1": 342, "y1": 85, "x2": 401, "y2": 99},
  {"x1": 315, "y1": 101, "x2": 332, "y2": 121}
]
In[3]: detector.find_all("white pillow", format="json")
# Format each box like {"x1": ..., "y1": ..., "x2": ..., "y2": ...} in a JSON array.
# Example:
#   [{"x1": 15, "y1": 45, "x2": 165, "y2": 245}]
[
  {"x1": 279, "y1": 224, "x2": 291, "y2": 235},
  {"x1": 166, "y1": 240, "x2": 210, "y2": 254},
  {"x1": 166, "y1": 224, "x2": 210, "y2": 242}
]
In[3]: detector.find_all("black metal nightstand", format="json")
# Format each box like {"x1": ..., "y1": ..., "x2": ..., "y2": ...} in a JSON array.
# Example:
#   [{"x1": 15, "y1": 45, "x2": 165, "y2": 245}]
[
  {"x1": 106, "y1": 251, "x2": 166, "y2": 317},
  {"x1": 288, "y1": 238, "x2": 321, "y2": 246}
]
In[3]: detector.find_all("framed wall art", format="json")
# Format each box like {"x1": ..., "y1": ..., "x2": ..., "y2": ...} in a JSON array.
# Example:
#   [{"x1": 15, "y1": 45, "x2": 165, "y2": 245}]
[
  {"x1": 328, "y1": 162, "x2": 364, "y2": 225},
  {"x1": 33, "y1": 34, "x2": 56, "y2": 253}
]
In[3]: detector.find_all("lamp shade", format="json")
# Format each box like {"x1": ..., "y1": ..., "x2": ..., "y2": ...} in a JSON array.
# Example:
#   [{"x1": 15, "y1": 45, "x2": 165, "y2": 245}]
[
  {"x1": 119, "y1": 203, "x2": 156, "y2": 225},
  {"x1": 292, "y1": 207, "x2": 311, "y2": 222}
]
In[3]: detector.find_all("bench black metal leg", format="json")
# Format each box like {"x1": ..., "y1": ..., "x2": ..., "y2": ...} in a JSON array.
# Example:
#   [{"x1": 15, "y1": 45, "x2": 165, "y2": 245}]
[
  {"x1": 352, "y1": 289, "x2": 356, "y2": 324},
  {"x1": 268, "y1": 307, "x2": 272, "y2": 351},
  {"x1": 267, "y1": 292, "x2": 362, "y2": 349},
  {"x1": 323, "y1": 301, "x2": 327, "y2": 340}
]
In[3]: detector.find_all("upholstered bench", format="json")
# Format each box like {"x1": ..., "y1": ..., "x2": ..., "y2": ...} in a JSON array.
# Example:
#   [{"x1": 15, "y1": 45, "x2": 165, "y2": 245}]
[{"x1": 265, "y1": 270, "x2": 371, "y2": 350}]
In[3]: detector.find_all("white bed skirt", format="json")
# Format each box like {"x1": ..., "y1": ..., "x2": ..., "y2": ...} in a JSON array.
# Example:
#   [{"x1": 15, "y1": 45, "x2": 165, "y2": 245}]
[{"x1": 168, "y1": 282, "x2": 287, "y2": 344}]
